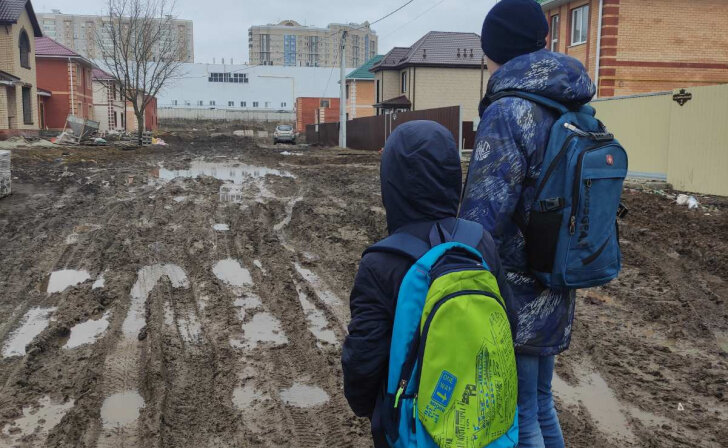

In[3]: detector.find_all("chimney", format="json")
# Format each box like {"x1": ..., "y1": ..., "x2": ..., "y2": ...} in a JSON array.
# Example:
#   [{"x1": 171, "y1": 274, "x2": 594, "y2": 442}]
[
  {"x1": 423, "y1": 48, "x2": 427, "y2": 59},
  {"x1": 470, "y1": 49, "x2": 474, "y2": 58},
  {"x1": 222, "y1": 57, "x2": 225, "y2": 64},
  {"x1": 456, "y1": 48, "x2": 460, "y2": 58}
]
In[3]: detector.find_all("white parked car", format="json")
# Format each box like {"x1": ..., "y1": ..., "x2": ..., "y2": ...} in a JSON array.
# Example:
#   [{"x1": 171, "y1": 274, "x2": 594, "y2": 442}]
[{"x1": 273, "y1": 125, "x2": 296, "y2": 144}]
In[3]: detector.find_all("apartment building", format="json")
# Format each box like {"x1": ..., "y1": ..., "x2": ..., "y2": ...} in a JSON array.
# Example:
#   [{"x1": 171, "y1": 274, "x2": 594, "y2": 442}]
[
  {"x1": 539, "y1": 0, "x2": 728, "y2": 97},
  {"x1": 0, "y1": 0, "x2": 42, "y2": 137},
  {"x1": 36, "y1": 10, "x2": 194, "y2": 62},
  {"x1": 248, "y1": 20, "x2": 377, "y2": 67},
  {"x1": 371, "y1": 31, "x2": 486, "y2": 122}
]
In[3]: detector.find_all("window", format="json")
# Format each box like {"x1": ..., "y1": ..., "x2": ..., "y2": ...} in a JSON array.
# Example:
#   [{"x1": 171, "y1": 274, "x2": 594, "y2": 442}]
[
  {"x1": 241, "y1": 101, "x2": 246, "y2": 107},
  {"x1": 253, "y1": 101, "x2": 259, "y2": 107},
  {"x1": 550, "y1": 14, "x2": 560, "y2": 51},
  {"x1": 281, "y1": 102, "x2": 286, "y2": 107},
  {"x1": 228, "y1": 101, "x2": 234, "y2": 107},
  {"x1": 22, "y1": 87, "x2": 32, "y2": 124},
  {"x1": 571, "y1": 5, "x2": 589, "y2": 46},
  {"x1": 19, "y1": 30, "x2": 30, "y2": 68},
  {"x1": 172, "y1": 100, "x2": 178, "y2": 106},
  {"x1": 376, "y1": 80, "x2": 380, "y2": 103},
  {"x1": 264, "y1": 101, "x2": 270, "y2": 108},
  {"x1": 209, "y1": 100, "x2": 216, "y2": 106},
  {"x1": 284, "y1": 35, "x2": 296, "y2": 66},
  {"x1": 198, "y1": 100, "x2": 204, "y2": 106},
  {"x1": 208, "y1": 72, "x2": 248, "y2": 83},
  {"x1": 401, "y1": 71, "x2": 407, "y2": 93},
  {"x1": 320, "y1": 99, "x2": 330, "y2": 108}
]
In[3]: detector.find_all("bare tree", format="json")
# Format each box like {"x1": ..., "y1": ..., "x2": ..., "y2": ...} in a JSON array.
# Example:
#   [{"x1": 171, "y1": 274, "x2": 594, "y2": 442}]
[{"x1": 97, "y1": 0, "x2": 183, "y2": 145}]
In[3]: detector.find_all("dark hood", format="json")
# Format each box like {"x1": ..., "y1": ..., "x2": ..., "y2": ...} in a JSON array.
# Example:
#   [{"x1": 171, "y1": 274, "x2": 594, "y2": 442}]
[
  {"x1": 487, "y1": 49, "x2": 596, "y2": 106},
  {"x1": 380, "y1": 120, "x2": 461, "y2": 234}
]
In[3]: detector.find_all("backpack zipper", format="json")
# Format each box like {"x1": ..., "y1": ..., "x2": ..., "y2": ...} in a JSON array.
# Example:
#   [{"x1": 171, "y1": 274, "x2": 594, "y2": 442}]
[
  {"x1": 569, "y1": 144, "x2": 619, "y2": 235},
  {"x1": 534, "y1": 133, "x2": 577, "y2": 200}
]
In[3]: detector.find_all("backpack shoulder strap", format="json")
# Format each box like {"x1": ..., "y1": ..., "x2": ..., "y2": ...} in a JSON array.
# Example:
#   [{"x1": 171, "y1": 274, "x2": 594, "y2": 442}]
[
  {"x1": 451, "y1": 218, "x2": 484, "y2": 250},
  {"x1": 363, "y1": 232, "x2": 431, "y2": 261},
  {"x1": 487, "y1": 90, "x2": 571, "y2": 115}
]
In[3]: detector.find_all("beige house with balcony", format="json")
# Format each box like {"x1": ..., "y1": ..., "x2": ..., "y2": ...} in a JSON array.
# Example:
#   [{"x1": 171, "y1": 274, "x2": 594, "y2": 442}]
[
  {"x1": 371, "y1": 31, "x2": 487, "y2": 122},
  {"x1": 0, "y1": 0, "x2": 42, "y2": 137}
]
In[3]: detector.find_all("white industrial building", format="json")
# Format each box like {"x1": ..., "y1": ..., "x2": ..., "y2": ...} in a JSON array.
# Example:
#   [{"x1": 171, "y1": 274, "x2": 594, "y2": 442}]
[{"x1": 157, "y1": 64, "x2": 355, "y2": 113}]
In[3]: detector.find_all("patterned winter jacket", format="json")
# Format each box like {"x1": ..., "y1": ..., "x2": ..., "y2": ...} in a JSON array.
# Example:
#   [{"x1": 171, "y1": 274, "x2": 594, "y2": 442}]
[{"x1": 460, "y1": 49, "x2": 596, "y2": 356}]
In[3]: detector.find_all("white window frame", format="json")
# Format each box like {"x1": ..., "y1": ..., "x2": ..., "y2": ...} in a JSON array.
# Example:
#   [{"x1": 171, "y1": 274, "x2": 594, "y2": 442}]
[
  {"x1": 571, "y1": 5, "x2": 589, "y2": 46},
  {"x1": 550, "y1": 14, "x2": 560, "y2": 52}
]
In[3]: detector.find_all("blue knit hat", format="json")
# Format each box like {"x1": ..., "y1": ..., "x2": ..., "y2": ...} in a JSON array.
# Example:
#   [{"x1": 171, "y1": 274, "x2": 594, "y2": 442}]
[{"x1": 481, "y1": 0, "x2": 549, "y2": 65}]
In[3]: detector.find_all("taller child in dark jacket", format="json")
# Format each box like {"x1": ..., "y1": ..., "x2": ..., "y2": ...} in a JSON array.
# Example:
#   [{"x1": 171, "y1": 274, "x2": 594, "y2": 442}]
[{"x1": 341, "y1": 120, "x2": 514, "y2": 445}]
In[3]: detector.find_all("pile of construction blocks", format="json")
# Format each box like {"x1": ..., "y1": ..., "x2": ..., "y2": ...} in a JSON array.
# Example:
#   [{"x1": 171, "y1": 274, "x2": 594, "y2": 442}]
[{"x1": 0, "y1": 150, "x2": 10, "y2": 199}]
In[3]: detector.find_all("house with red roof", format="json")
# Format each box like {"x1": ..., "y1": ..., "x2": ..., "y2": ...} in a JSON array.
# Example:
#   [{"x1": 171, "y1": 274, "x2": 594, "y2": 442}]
[
  {"x1": 0, "y1": 0, "x2": 43, "y2": 137},
  {"x1": 35, "y1": 36, "x2": 95, "y2": 130}
]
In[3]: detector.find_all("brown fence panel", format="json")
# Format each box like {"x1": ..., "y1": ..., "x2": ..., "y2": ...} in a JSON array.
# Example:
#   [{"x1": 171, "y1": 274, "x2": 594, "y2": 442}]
[
  {"x1": 462, "y1": 121, "x2": 476, "y2": 150},
  {"x1": 346, "y1": 115, "x2": 386, "y2": 151},
  {"x1": 305, "y1": 122, "x2": 339, "y2": 146},
  {"x1": 307, "y1": 106, "x2": 462, "y2": 151}
]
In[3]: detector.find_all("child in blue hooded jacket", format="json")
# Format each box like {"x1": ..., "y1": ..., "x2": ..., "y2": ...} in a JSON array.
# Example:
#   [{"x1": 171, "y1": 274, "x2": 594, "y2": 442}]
[
  {"x1": 341, "y1": 120, "x2": 514, "y2": 447},
  {"x1": 460, "y1": 1, "x2": 597, "y2": 447}
]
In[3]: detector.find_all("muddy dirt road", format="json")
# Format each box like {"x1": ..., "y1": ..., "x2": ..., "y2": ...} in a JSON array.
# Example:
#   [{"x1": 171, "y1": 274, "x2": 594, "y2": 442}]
[{"x1": 0, "y1": 134, "x2": 726, "y2": 447}]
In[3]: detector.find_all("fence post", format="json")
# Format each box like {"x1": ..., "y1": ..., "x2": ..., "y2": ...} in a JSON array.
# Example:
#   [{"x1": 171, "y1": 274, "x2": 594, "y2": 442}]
[{"x1": 458, "y1": 105, "x2": 463, "y2": 160}]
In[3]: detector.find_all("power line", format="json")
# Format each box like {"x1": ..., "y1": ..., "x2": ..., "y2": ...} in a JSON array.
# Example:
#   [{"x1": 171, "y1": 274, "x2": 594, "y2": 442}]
[{"x1": 380, "y1": 0, "x2": 446, "y2": 39}]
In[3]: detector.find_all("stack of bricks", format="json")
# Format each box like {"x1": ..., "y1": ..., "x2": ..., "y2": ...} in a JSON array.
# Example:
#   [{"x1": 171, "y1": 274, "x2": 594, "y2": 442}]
[{"x1": 0, "y1": 150, "x2": 10, "y2": 199}]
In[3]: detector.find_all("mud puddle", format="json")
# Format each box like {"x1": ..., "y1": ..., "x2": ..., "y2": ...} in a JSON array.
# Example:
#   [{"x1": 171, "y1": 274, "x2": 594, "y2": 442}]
[
  {"x1": 47, "y1": 269, "x2": 91, "y2": 294},
  {"x1": 2, "y1": 307, "x2": 56, "y2": 358},
  {"x1": 213, "y1": 258, "x2": 252, "y2": 288},
  {"x1": 100, "y1": 391, "x2": 145, "y2": 428},
  {"x1": 64, "y1": 311, "x2": 111, "y2": 349},
  {"x1": 238, "y1": 312, "x2": 288, "y2": 349},
  {"x1": 1, "y1": 396, "x2": 74, "y2": 444},
  {"x1": 295, "y1": 283, "x2": 338, "y2": 347},
  {"x1": 280, "y1": 383, "x2": 330, "y2": 408},
  {"x1": 155, "y1": 160, "x2": 294, "y2": 184},
  {"x1": 124, "y1": 264, "x2": 190, "y2": 338}
]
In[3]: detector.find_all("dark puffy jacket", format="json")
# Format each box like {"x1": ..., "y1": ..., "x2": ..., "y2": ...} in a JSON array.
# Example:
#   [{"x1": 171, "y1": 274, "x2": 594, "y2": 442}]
[
  {"x1": 460, "y1": 49, "x2": 596, "y2": 356},
  {"x1": 341, "y1": 121, "x2": 514, "y2": 438}
]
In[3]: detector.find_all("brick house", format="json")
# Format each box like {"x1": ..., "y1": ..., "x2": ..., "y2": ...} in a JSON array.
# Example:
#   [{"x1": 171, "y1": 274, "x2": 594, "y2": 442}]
[
  {"x1": 371, "y1": 31, "x2": 486, "y2": 122},
  {"x1": 0, "y1": 0, "x2": 42, "y2": 137},
  {"x1": 345, "y1": 55, "x2": 382, "y2": 119},
  {"x1": 92, "y1": 68, "x2": 126, "y2": 133},
  {"x1": 295, "y1": 97, "x2": 339, "y2": 133},
  {"x1": 539, "y1": 0, "x2": 728, "y2": 97},
  {"x1": 35, "y1": 36, "x2": 95, "y2": 130}
]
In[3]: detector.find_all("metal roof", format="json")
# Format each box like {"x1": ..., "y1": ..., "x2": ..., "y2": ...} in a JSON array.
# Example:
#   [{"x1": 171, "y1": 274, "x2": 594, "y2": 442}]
[
  {"x1": 92, "y1": 68, "x2": 115, "y2": 81},
  {"x1": 373, "y1": 95, "x2": 412, "y2": 108},
  {"x1": 0, "y1": 0, "x2": 42, "y2": 36},
  {"x1": 372, "y1": 31, "x2": 483, "y2": 71},
  {"x1": 346, "y1": 55, "x2": 383, "y2": 80}
]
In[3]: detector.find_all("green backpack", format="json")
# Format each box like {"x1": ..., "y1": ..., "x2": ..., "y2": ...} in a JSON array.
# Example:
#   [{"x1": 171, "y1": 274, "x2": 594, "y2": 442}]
[{"x1": 364, "y1": 219, "x2": 518, "y2": 448}]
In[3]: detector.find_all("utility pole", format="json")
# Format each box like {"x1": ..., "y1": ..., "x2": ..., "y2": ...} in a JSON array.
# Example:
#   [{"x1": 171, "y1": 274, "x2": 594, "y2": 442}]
[{"x1": 339, "y1": 30, "x2": 347, "y2": 148}]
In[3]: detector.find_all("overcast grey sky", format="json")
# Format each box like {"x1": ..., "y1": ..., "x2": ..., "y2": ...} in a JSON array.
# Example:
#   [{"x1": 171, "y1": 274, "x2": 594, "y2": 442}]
[{"x1": 36, "y1": 0, "x2": 498, "y2": 63}]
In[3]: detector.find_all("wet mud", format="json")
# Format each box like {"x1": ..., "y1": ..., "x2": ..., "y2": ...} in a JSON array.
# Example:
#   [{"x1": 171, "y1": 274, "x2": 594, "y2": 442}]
[{"x1": 0, "y1": 134, "x2": 725, "y2": 447}]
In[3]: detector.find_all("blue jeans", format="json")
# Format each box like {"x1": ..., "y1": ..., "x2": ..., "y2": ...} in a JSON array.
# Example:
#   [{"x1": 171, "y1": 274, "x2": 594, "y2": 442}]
[{"x1": 516, "y1": 355, "x2": 564, "y2": 448}]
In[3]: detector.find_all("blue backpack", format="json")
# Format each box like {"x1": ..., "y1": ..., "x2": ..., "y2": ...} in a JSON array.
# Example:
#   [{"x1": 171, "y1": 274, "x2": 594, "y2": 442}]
[
  {"x1": 365, "y1": 219, "x2": 518, "y2": 448},
  {"x1": 486, "y1": 91, "x2": 628, "y2": 289}
]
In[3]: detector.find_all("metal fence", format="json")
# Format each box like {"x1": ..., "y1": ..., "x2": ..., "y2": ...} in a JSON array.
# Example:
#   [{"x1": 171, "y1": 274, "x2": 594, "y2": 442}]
[
  {"x1": 593, "y1": 84, "x2": 728, "y2": 196},
  {"x1": 306, "y1": 106, "x2": 466, "y2": 151}
]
